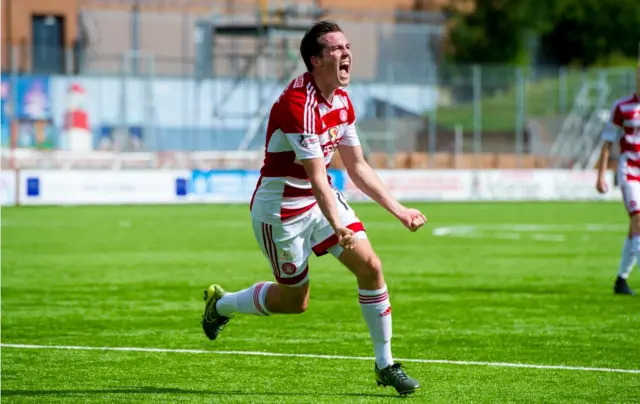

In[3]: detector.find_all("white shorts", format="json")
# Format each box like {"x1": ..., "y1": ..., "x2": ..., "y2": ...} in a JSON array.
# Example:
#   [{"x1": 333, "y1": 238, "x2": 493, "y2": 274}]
[{"x1": 251, "y1": 190, "x2": 367, "y2": 286}]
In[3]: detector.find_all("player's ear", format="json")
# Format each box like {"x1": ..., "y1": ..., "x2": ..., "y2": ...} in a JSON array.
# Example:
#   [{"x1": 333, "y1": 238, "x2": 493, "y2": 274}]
[{"x1": 311, "y1": 55, "x2": 321, "y2": 69}]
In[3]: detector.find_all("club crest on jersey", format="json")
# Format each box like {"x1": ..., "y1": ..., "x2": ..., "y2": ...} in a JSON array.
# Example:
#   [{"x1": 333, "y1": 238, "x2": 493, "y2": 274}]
[
  {"x1": 329, "y1": 127, "x2": 339, "y2": 141},
  {"x1": 340, "y1": 109, "x2": 348, "y2": 122}
]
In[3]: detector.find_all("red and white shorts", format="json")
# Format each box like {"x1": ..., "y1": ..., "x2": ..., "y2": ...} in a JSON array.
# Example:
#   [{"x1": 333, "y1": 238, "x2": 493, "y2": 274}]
[
  {"x1": 251, "y1": 190, "x2": 367, "y2": 286},
  {"x1": 621, "y1": 181, "x2": 640, "y2": 216}
]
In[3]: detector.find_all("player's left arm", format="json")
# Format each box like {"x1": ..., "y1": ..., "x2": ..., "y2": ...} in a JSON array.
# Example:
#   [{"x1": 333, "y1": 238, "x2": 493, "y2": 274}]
[
  {"x1": 338, "y1": 137, "x2": 426, "y2": 231},
  {"x1": 596, "y1": 103, "x2": 623, "y2": 193}
]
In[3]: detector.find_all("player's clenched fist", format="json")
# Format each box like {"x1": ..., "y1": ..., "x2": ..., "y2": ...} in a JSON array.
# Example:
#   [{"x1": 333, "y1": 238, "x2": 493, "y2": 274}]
[
  {"x1": 336, "y1": 227, "x2": 357, "y2": 250},
  {"x1": 596, "y1": 176, "x2": 608, "y2": 194},
  {"x1": 398, "y1": 207, "x2": 427, "y2": 232}
]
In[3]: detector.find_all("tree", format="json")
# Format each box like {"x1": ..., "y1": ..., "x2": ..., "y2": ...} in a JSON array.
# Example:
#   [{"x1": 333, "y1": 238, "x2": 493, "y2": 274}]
[{"x1": 442, "y1": 0, "x2": 640, "y2": 66}]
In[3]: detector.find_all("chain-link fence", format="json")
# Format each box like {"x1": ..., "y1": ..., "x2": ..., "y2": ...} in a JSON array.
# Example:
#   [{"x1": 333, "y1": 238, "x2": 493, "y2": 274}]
[{"x1": 2, "y1": 3, "x2": 637, "y2": 168}]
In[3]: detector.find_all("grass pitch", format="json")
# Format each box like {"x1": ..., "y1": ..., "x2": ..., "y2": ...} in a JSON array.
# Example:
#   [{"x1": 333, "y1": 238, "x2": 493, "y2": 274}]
[{"x1": 2, "y1": 202, "x2": 639, "y2": 403}]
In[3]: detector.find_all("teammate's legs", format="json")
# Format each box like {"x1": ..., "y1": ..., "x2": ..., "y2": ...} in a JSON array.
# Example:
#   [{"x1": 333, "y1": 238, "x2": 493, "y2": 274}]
[
  {"x1": 617, "y1": 183, "x2": 638, "y2": 294},
  {"x1": 617, "y1": 223, "x2": 635, "y2": 280}
]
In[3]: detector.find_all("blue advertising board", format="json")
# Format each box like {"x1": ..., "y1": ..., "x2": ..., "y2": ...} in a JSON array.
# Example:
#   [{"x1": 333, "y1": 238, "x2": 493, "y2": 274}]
[{"x1": 188, "y1": 169, "x2": 345, "y2": 203}]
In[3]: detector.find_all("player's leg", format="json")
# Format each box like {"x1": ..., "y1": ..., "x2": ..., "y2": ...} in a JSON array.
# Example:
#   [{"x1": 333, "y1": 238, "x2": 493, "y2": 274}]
[
  {"x1": 618, "y1": 183, "x2": 638, "y2": 295},
  {"x1": 310, "y1": 190, "x2": 419, "y2": 395},
  {"x1": 336, "y1": 239, "x2": 419, "y2": 395},
  {"x1": 201, "y1": 217, "x2": 313, "y2": 340},
  {"x1": 615, "y1": 223, "x2": 635, "y2": 282}
]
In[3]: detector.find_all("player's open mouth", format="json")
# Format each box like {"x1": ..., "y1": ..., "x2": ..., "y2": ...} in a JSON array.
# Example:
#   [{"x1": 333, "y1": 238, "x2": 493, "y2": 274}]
[{"x1": 339, "y1": 61, "x2": 350, "y2": 79}]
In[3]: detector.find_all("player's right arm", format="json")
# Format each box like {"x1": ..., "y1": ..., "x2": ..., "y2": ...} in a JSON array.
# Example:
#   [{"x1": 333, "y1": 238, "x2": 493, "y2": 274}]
[
  {"x1": 596, "y1": 103, "x2": 623, "y2": 193},
  {"x1": 279, "y1": 93, "x2": 356, "y2": 249},
  {"x1": 300, "y1": 157, "x2": 355, "y2": 248}
]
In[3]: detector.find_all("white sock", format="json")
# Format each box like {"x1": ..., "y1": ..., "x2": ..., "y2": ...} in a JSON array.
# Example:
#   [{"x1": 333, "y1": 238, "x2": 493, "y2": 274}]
[
  {"x1": 358, "y1": 284, "x2": 393, "y2": 369},
  {"x1": 619, "y1": 237, "x2": 636, "y2": 279},
  {"x1": 215, "y1": 282, "x2": 273, "y2": 317}
]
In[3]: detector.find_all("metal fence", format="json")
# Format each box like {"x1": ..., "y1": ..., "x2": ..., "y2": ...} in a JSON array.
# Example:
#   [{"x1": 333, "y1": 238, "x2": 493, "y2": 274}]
[{"x1": 2, "y1": 2, "x2": 637, "y2": 168}]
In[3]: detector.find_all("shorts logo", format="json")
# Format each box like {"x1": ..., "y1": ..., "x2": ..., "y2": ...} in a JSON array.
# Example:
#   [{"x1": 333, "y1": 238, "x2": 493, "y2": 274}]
[
  {"x1": 279, "y1": 249, "x2": 292, "y2": 261},
  {"x1": 298, "y1": 135, "x2": 319, "y2": 149},
  {"x1": 340, "y1": 109, "x2": 348, "y2": 122},
  {"x1": 281, "y1": 263, "x2": 297, "y2": 275},
  {"x1": 631, "y1": 200, "x2": 637, "y2": 208}
]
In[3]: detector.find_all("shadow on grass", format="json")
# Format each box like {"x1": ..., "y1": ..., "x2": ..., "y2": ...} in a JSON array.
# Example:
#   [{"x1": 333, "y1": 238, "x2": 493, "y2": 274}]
[{"x1": 2, "y1": 386, "x2": 408, "y2": 399}]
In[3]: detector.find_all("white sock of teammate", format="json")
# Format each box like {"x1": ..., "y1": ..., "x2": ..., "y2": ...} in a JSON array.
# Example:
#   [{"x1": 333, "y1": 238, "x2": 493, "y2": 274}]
[
  {"x1": 359, "y1": 284, "x2": 393, "y2": 369},
  {"x1": 619, "y1": 237, "x2": 636, "y2": 279},
  {"x1": 215, "y1": 282, "x2": 273, "y2": 317}
]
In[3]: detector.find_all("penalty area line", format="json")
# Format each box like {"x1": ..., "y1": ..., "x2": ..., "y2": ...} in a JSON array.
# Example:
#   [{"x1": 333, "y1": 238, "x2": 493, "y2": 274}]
[{"x1": 1, "y1": 343, "x2": 639, "y2": 375}]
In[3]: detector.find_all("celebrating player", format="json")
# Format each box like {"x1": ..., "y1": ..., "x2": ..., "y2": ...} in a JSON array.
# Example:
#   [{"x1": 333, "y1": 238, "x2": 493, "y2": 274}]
[
  {"x1": 201, "y1": 21, "x2": 427, "y2": 395},
  {"x1": 596, "y1": 63, "x2": 640, "y2": 295}
]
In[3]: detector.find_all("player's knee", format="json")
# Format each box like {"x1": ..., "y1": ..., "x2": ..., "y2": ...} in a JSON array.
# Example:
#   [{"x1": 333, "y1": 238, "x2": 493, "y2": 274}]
[
  {"x1": 631, "y1": 215, "x2": 640, "y2": 233},
  {"x1": 283, "y1": 294, "x2": 308, "y2": 314},
  {"x1": 357, "y1": 255, "x2": 383, "y2": 283},
  {"x1": 277, "y1": 284, "x2": 309, "y2": 314},
  {"x1": 291, "y1": 299, "x2": 309, "y2": 314}
]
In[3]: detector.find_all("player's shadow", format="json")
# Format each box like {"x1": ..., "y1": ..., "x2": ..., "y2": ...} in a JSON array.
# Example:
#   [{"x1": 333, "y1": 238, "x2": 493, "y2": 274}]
[{"x1": 2, "y1": 387, "x2": 404, "y2": 399}]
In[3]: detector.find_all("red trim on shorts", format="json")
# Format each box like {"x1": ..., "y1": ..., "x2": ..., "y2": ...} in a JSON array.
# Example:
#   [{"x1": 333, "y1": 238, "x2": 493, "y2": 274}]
[
  {"x1": 276, "y1": 265, "x2": 309, "y2": 285},
  {"x1": 250, "y1": 175, "x2": 263, "y2": 211},
  {"x1": 283, "y1": 184, "x2": 314, "y2": 198},
  {"x1": 281, "y1": 203, "x2": 317, "y2": 221},
  {"x1": 630, "y1": 211, "x2": 640, "y2": 217},
  {"x1": 312, "y1": 222, "x2": 365, "y2": 257}
]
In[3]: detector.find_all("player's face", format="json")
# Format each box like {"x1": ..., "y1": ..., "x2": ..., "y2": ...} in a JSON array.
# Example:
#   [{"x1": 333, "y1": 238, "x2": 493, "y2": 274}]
[{"x1": 314, "y1": 31, "x2": 352, "y2": 88}]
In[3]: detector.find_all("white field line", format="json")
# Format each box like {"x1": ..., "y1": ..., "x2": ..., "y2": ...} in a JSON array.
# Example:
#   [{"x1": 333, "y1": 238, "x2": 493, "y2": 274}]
[{"x1": 2, "y1": 343, "x2": 639, "y2": 375}]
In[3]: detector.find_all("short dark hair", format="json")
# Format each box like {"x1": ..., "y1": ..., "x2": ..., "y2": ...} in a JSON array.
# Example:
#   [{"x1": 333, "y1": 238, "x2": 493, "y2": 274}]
[{"x1": 300, "y1": 21, "x2": 343, "y2": 72}]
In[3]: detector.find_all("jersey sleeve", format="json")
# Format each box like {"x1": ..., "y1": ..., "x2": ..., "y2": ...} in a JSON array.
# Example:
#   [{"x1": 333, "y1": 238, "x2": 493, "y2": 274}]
[
  {"x1": 602, "y1": 103, "x2": 623, "y2": 142},
  {"x1": 340, "y1": 94, "x2": 361, "y2": 147},
  {"x1": 279, "y1": 93, "x2": 323, "y2": 160}
]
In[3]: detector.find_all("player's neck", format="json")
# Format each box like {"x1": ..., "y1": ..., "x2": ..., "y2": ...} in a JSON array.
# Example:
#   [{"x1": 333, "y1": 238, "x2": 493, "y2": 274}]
[{"x1": 311, "y1": 73, "x2": 336, "y2": 104}]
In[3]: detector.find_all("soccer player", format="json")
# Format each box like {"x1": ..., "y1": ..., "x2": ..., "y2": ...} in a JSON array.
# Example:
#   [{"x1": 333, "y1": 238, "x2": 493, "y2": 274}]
[
  {"x1": 201, "y1": 21, "x2": 427, "y2": 395},
  {"x1": 596, "y1": 63, "x2": 640, "y2": 296}
]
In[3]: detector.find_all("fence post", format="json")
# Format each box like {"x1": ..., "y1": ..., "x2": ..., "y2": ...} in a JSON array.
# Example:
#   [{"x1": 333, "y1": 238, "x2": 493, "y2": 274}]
[
  {"x1": 9, "y1": 45, "x2": 19, "y2": 168},
  {"x1": 515, "y1": 67, "x2": 525, "y2": 168},
  {"x1": 65, "y1": 47, "x2": 74, "y2": 75},
  {"x1": 472, "y1": 64, "x2": 481, "y2": 168},
  {"x1": 427, "y1": 64, "x2": 438, "y2": 168},
  {"x1": 385, "y1": 58, "x2": 395, "y2": 168},
  {"x1": 454, "y1": 124, "x2": 463, "y2": 169},
  {"x1": 131, "y1": 0, "x2": 140, "y2": 76},
  {"x1": 559, "y1": 67, "x2": 567, "y2": 114}
]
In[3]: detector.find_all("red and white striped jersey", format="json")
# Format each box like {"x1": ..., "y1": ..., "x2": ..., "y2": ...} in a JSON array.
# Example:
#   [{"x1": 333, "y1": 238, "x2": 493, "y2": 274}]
[
  {"x1": 603, "y1": 93, "x2": 640, "y2": 182},
  {"x1": 250, "y1": 72, "x2": 360, "y2": 223}
]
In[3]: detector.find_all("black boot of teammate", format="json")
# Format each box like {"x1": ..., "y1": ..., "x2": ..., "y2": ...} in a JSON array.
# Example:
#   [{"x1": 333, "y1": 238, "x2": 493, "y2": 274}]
[{"x1": 614, "y1": 276, "x2": 635, "y2": 295}]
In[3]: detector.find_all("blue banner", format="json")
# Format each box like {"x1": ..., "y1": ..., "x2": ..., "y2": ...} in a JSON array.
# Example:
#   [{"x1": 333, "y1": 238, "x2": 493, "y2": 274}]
[{"x1": 188, "y1": 169, "x2": 345, "y2": 203}]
